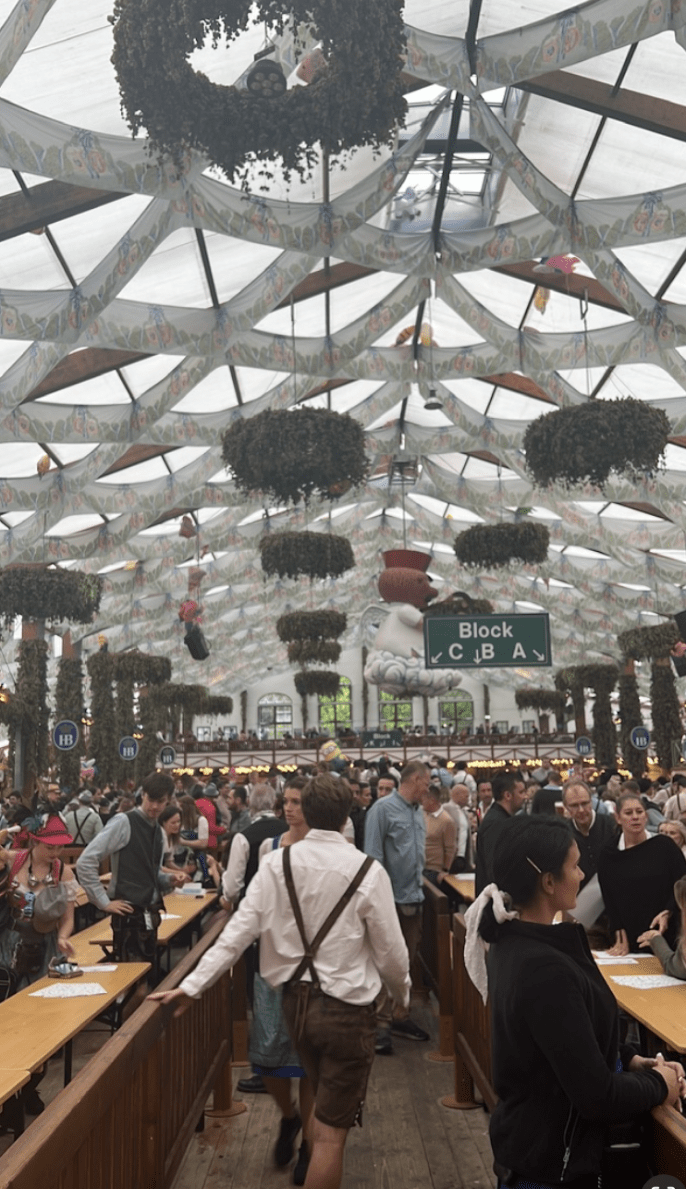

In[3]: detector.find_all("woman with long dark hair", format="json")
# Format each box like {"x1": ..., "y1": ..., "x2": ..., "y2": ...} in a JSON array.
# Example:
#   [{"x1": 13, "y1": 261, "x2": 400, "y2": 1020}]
[{"x1": 464, "y1": 815, "x2": 683, "y2": 1189}]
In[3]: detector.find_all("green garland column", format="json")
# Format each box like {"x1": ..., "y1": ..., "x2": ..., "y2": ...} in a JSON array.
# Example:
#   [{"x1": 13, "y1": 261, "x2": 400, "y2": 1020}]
[
  {"x1": 591, "y1": 670, "x2": 617, "y2": 769},
  {"x1": 87, "y1": 649, "x2": 116, "y2": 786},
  {"x1": 16, "y1": 632, "x2": 49, "y2": 798},
  {"x1": 651, "y1": 657, "x2": 682, "y2": 770},
  {"x1": 618, "y1": 660, "x2": 644, "y2": 778},
  {"x1": 55, "y1": 632, "x2": 84, "y2": 794}
]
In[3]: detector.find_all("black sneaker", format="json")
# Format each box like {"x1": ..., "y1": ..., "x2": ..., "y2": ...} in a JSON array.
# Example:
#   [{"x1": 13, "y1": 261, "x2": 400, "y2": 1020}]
[
  {"x1": 237, "y1": 1074, "x2": 266, "y2": 1094},
  {"x1": 293, "y1": 1141, "x2": 310, "y2": 1186},
  {"x1": 374, "y1": 1032, "x2": 394, "y2": 1056},
  {"x1": 275, "y1": 1112, "x2": 301, "y2": 1167},
  {"x1": 391, "y1": 1018, "x2": 429, "y2": 1042}
]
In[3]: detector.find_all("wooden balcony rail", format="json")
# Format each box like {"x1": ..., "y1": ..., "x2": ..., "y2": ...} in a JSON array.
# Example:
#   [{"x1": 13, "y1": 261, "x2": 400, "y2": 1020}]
[
  {"x1": 0, "y1": 909, "x2": 246, "y2": 1189},
  {"x1": 444, "y1": 913, "x2": 496, "y2": 1112}
]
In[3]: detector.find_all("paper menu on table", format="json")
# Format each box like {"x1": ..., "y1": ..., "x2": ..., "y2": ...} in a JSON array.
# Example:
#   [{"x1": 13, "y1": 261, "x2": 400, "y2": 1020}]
[
  {"x1": 611, "y1": 974, "x2": 685, "y2": 989},
  {"x1": 29, "y1": 982, "x2": 108, "y2": 999},
  {"x1": 594, "y1": 956, "x2": 638, "y2": 966}
]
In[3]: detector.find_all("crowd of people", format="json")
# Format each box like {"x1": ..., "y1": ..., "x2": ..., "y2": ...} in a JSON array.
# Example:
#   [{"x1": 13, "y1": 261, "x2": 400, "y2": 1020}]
[{"x1": 1, "y1": 753, "x2": 686, "y2": 1185}]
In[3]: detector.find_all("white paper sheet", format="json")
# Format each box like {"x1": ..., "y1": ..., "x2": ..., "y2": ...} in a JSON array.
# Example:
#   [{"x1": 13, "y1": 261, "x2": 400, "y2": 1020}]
[
  {"x1": 29, "y1": 981, "x2": 108, "y2": 999},
  {"x1": 174, "y1": 885, "x2": 208, "y2": 896},
  {"x1": 160, "y1": 913, "x2": 181, "y2": 920},
  {"x1": 457, "y1": 873, "x2": 475, "y2": 881},
  {"x1": 611, "y1": 974, "x2": 686, "y2": 989},
  {"x1": 78, "y1": 965, "x2": 118, "y2": 973},
  {"x1": 594, "y1": 956, "x2": 639, "y2": 966}
]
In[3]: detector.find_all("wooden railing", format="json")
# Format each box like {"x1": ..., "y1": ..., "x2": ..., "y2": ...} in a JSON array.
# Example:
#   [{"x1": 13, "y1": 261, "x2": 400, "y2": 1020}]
[
  {"x1": 418, "y1": 878, "x2": 453, "y2": 1060},
  {"x1": 444, "y1": 913, "x2": 496, "y2": 1112},
  {"x1": 649, "y1": 1103, "x2": 686, "y2": 1180},
  {"x1": 0, "y1": 911, "x2": 245, "y2": 1189}
]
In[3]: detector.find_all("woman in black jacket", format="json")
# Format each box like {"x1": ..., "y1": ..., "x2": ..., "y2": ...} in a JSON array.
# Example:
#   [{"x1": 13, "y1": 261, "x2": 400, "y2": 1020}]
[{"x1": 464, "y1": 816, "x2": 682, "y2": 1189}]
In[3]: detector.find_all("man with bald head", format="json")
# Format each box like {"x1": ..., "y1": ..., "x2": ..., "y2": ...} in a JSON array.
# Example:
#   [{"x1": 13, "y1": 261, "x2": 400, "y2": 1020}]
[{"x1": 442, "y1": 783, "x2": 473, "y2": 872}]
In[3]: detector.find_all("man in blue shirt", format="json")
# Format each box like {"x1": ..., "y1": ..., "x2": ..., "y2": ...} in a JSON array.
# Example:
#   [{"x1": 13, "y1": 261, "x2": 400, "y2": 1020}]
[{"x1": 364, "y1": 759, "x2": 430, "y2": 1054}]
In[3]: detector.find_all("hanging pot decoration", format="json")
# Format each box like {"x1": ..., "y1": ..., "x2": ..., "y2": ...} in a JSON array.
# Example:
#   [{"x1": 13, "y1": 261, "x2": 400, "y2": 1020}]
[
  {"x1": 453, "y1": 522, "x2": 550, "y2": 569},
  {"x1": 294, "y1": 671, "x2": 341, "y2": 698},
  {"x1": 0, "y1": 566, "x2": 103, "y2": 629},
  {"x1": 523, "y1": 397, "x2": 671, "y2": 489},
  {"x1": 222, "y1": 408, "x2": 369, "y2": 506},
  {"x1": 260, "y1": 531, "x2": 355, "y2": 581}
]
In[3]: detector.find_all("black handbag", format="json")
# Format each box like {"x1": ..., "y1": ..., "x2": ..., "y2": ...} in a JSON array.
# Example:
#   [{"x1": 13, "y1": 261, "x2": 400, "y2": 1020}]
[{"x1": 183, "y1": 623, "x2": 210, "y2": 660}]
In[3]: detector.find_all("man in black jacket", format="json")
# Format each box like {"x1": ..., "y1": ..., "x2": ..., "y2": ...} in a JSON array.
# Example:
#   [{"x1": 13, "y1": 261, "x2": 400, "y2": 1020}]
[
  {"x1": 562, "y1": 780, "x2": 618, "y2": 888},
  {"x1": 475, "y1": 771, "x2": 525, "y2": 896}
]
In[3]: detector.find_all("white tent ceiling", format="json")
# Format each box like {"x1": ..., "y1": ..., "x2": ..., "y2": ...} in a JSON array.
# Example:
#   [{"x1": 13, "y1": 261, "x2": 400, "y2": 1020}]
[{"x1": 0, "y1": 0, "x2": 685, "y2": 697}]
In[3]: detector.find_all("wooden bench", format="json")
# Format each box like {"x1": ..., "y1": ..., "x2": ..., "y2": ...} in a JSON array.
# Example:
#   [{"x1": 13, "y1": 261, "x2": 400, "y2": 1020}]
[{"x1": 0, "y1": 912, "x2": 244, "y2": 1188}]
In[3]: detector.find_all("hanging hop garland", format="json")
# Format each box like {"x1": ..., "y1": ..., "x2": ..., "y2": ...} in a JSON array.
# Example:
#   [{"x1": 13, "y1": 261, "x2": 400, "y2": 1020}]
[
  {"x1": 617, "y1": 622, "x2": 679, "y2": 661},
  {"x1": 287, "y1": 639, "x2": 341, "y2": 665},
  {"x1": 277, "y1": 609, "x2": 346, "y2": 642},
  {"x1": 424, "y1": 591, "x2": 494, "y2": 617},
  {"x1": 110, "y1": 0, "x2": 407, "y2": 184},
  {"x1": 514, "y1": 688, "x2": 565, "y2": 716},
  {"x1": 294, "y1": 670, "x2": 341, "y2": 698},
  {"x1": 454, "y1": 523, "x2": 550, "y2": 569},
  {"x1": 523, "y1": 397, "x2": 671, "y2": 490},
  {"x1": 260, "y1": 531, "x2": 355, "y2": 581},
  {"x1": 0, "y1": 567, "x2": 102, "y2": 629},
  {"x1": 222, "y1": 409, "x2": 369, "y2": 506}
]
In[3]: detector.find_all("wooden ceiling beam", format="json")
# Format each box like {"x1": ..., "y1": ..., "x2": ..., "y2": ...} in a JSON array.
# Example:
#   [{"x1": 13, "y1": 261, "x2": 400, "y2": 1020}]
[
  {"x1": 0, "y1": 180, "x2": 125, "y2": 242},
  {"x1": 518, "y1": 69, "x2": 686, "y2": 143}
]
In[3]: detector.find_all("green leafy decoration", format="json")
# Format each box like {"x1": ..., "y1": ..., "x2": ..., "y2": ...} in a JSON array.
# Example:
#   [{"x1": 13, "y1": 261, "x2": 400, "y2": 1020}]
[
  {"x1": 287, "y1": 639, "x2": 341, "y2": 665},
  {"x1": 222, "y1": 409, "x2": 369, "y2": 506},
  {"x1": 276, "y1": 610, "x2": 347, "y2": 642},
  {"x1": 55, "y1": 656, "x2": 84, "y2": 793},
  {"x1": 618, "y1": 668, "x2": 645, "y2": 779},
  {"x1": 524, "y1": 398, "x2": 671, "y2": 490},
  {"x1": 424, "y1": 591, "x2": 494, "y2": 617},
  {"x1": 454, "y1": 523, "x2": 550, "y2": 569},
  {"x1": 111, "y1": 0, "x2": 407, "y2": 184},
  {"x1": 260, "y1": 531, "x2": 355, "y2": 581},
  {"x1": 514, "y1": 688, "x2": 565, "y2": 716},
  {"x1": 0, "y1": 567, "x2": 102, "y2": 629},
  {"x1": 650, "y1": 659, "x2": 682, "y2": 770},
  {"x1": 294, "y1": 670, "x2": 341, "y2": 697},
  {"x1": 617, "y1": 622, "x2": 679, "y2": 660}
]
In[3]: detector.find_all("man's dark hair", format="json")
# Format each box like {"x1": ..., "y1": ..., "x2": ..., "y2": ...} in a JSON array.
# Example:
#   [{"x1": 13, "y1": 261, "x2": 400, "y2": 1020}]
[
  {"x1": 400, "y1": 760, "x2": 429, "y2": 784},
  {"x1": 378, "y1": 772, "x2": 398, "y2": 788},
  {"x1": 492, "y1": 772, "x2": 522, "y2": 803},
  {"x1": 302, "y1": 774, "x2": 352, "y2": 831},
  {"x1": 233, "y1": 784, "x2": 248, "y2": 806},
  {"x1": 621, "y1": 779, "x2": 640, "y2": 794},
  {"x1": 141, "y1": 771, "x2": 174, "y2": 801}
]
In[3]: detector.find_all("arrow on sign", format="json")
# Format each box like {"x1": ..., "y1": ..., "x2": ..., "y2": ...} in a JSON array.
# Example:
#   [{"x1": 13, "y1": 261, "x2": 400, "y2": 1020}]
[
  {"x1": 474, "y1": 650, "x2": 482, "y2": 665},
  {"x1": 431, "y1": 652, "x2": 443, "y2": 664},
  {"x1": 533, "y1": 650, "x2": 544, "y2": 661}
]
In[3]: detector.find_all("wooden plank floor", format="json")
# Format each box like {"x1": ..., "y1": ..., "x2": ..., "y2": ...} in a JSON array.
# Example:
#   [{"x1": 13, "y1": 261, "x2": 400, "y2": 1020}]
[{"x1": 173, "y1": 998, "x2": 496, "y2": 1189}]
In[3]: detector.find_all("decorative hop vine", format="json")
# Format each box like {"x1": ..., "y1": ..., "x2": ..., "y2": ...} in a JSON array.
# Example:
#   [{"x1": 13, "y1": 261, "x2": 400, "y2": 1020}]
[
  {"x1": 260, "y1": 531, "x2": 355, "y2": 581},
  {"x1": 454, "y1": 523, "x2": 550, "y2": 569},
  {"x1": 111, "y1": 0, "x2": 407, "y2": 183},
  {"x1": 0, "y1": 567, "x2": 102, "y2": 629}
]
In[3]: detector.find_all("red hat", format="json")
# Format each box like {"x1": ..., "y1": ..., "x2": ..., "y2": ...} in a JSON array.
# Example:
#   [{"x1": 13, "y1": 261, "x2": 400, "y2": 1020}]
[{"x1": 29, "y1": 815, "x2": 74, "y2": 846}]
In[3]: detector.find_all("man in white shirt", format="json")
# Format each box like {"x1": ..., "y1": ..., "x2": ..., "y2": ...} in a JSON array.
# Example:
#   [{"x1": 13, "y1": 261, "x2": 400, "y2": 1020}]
[
  {"x1": 150, "y1": 774, "x2": 410, "y2": 1189},
  {"x1": 442, "y1": 783, "x2": 473, "y2": 872},
  {"x1": 64, "y1": 790, "x2": 104, "y2": 846}
]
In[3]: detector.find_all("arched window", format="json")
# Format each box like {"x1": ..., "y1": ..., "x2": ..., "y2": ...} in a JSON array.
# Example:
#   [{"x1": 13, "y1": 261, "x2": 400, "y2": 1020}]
[
  {"x1": 257, "y1": 693, "x2": 293, "y2": 740},
  {"x1": 319, "y1": 676, "x2": 352, "y2": 736},
  {"x1": 379, "y1": 689, "x2": 413, "y2": 732},
  {"x1": 438, "y1": 693, "x2": 474, "y2": 734}
]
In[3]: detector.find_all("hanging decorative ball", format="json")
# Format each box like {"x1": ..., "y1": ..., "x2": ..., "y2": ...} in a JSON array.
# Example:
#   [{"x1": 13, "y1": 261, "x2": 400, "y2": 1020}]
[
  {"x1": 533, "y1": 255, "x2": 580, "y2": 275},
  {"x1": 533, "y1": 287, "x2": 550, "y2": 314},
  {"x1": 394, "y1": 323, "x2": 438, "y2": 347},
  {"x1": 36, "y1": 454, "x2": 50, "y2": 478},
  {"x1": 179, "y1": 599, "x2": 201, "y2": 623}
]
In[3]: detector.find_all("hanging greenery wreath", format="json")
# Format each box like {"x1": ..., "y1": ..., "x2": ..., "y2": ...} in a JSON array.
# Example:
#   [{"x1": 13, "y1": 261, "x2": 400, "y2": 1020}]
[
  {"x1": 453, "y1": 523, "x2": 550, "y2": 569},
  {"x1": 618, "y1": 665, "x2": 645, "y2": 779},
  {"x1": 112, "y1": 650, "x2": 172, "y2": 686},
  {"x1": 111, "y1": 0, "x2": 407, "y2": 183},
  {"x1": 87, "y1": 651, "x2": 116, "y2": 786},
  {"x1": 423, "y1": 591, "x2": 494, "y2": 617},
  {"x1": 651, "y1": 658, "x2": 682, "y2": 769},
  {"x1": 294, "y1": 670, "x2": 341, "y2": 698},
  {"x1": 287, "y1": 639, "x2": 341, "y2": 665},
  {"x1": 617, "y1": 622, "x2": 679, "y2": 660},
  {"x1": 15, "y1": 640, "x2": 50, "y2": 787},
  {"x1": 276, "y1": 609, "x2": 347, "y2": 642},
  {"x1": 260, "y1": 531, "x2": 355, "y2": 581},
  {"x1": 222, "y1": 409, "x2": 369, "y2": 506},
  {"x1": 514, "y1": 688, "x2": 565, "y2": 716},
  {"x1": 523, "y1": 397, "x2": 671, "y2": 489},
  {"x1": 556, "y1": 663, "x2": 618, "y2": 766},
  {"x1": 0, "y1": 566, "x2": 102, "y2": 629}
]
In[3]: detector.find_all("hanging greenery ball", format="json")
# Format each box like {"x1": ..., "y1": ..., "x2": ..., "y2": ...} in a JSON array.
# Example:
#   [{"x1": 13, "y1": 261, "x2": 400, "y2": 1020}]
[
  {"x1": 423, "y1": 591, "x2": 494, "y2": 616},
  {"x1": 294, "y1": 670, "x2": 341, "y2": 697},
  {"x1": 453, "y1": 523, "x2": 550, "y2": 569},
  {"x1": 0, "y1": 566, "x2": 102, "y2": 629},
  {"x1": 617, "y1": 622, "x2": 680, "y2": 660},
  {"x1": 260, "y1": 531, "x2": 355, "y2": 581},
  {"x1": 287, "y1": 639, "x2": 341, "y2": 665},
  {"x1": 523, "y1": 397, "x2": 671, "y2": 489},
  {"x1": 111, "y1": 0, "x2": 407, "y2": 183},
  {"x1": 276, "y1": 609, "x2": 347, "y2": 643},
  {"x1": 222, "y1": 408, "x2": 369, "y2": 506}
]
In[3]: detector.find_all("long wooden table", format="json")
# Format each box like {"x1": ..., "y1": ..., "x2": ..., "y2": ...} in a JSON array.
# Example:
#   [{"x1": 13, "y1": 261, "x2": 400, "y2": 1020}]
[
  {"x1": 82, "y1": 889, "x2": 218, "y2": 972},
  {"x1": 0, "y1": 963, "x2": 150, "y2": 1086},
  {"x1": 598, "y1": 953, "x2": 686, "y2": 1054}
]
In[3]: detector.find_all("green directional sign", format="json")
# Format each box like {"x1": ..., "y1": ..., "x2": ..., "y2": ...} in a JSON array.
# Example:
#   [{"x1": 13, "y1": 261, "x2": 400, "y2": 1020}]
[{"x1": 424, "y1": 613, "x2": 552, "y2": 669}]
